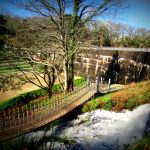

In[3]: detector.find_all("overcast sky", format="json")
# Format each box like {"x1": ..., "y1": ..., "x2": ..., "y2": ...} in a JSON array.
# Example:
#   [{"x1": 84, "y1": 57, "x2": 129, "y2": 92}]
[{"x1": 0, "y1": 0, "x2": 150, "y2": 30}]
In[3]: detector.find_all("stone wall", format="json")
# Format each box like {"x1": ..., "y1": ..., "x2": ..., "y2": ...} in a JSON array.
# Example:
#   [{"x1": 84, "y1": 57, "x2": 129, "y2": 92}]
[{"x1": 75, "y1": 50, "x2": 150, "y2": 84}]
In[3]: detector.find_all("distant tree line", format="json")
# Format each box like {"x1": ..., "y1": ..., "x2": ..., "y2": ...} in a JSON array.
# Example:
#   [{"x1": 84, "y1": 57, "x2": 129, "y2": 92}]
[
  {"x1": 1, "y1": 15, "x2": 150, "y2": 50},
  {"x1": 82, "y1": 21, "x2": 150, "y2": 48}
]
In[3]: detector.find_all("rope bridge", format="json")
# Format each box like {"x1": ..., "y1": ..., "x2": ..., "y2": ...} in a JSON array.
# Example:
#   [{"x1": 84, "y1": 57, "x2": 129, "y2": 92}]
[
  {"x1": 0, "y1": 79, "x2": 124, "y2": 142},
  {"x1": 0, "y1": 82, "x2": 96, "y2": 141}
]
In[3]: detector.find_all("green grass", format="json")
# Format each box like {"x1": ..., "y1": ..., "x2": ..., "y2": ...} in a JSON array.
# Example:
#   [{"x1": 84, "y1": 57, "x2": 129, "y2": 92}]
[
  {"x1": 0, "y1": 62, "x2": 31, "y2": 72},
  {"x1": 82, "y1": 80, "x2": 150, "y2": 113},
  {"x1": 0, "y1": 77, "x2": 86, "y2": 110},
  {"x1": 95, "y1": 93, "x2": 112, "y2": 102},
  {"x1": 125, "y1": 135, "x2": 150, "y2": 150},
  {"x1": 81, "y1": 93, "x2": 114, "y2": 113}
]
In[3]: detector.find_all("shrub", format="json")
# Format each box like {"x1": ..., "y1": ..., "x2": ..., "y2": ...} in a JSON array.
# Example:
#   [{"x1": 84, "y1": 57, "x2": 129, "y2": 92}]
[
  {"x1": 111, "y1": 91, "x2": 129, "y2": 103},
  {"x1": 112, "y1": 102, "x2": 125, "y2": 111},
  {"x1": 74, "y1": 77, "x2": 86, "y2": 87},
  {"x1": 126, "y1": 135, "x2": 150, "y2": 150},
  {"x1": 125, "y1": 99, "x2": 136, "y2": 110},
  {"x1": 82, "y1": 105, "x2": 90, "y2": 113},
  {"x1": 0, "y1": 77, "x2": 86, "y2": 110},
  {"x1": 102, "y1": 100, "x2": 115, "y2": 110},
  {"x1": 89, "y1": 99, "x2": 99, "y2": 110},
  {"x1": 111, "y1": 80, "x2": 150, "y2": 111},
  {"x1": 82, "y1": 80, "x2": 150, "y2": 112}
]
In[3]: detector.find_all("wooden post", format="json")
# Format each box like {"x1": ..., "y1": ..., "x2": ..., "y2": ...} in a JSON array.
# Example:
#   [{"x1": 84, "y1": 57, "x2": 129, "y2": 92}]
[
  {"x1": 34, "y1": 103, "x2": 36, "y2": 120},
  {"x1": 8, "y1": 109, "x2": 11, "y2": 128},
  {"x1": 3, "y1": 110, "x2": 5, "y2": 129},
  {"x1": 8, "y1": 109, "x2": 10, "y2": 120},
  {"x1": 26, "y1": 105, "x2": 28, "y2": 122},
  {"x1": 125, "y1": 75, "x2": 128, "y2": 85},
  {"x1": 13, "y1": 108, "x2": 15, "y2": 128},
  {"x1": 87, "y1": 76, "x2": 90, "y2": 85},
  {"x1": 100, "y1": 77, "x2": 103, "y2": 92},
  {"x1": 17, "y1": 107, "x2": 20, "y2": 126},
  {"x1": 108, "y1": 78, "x2": 111, "y2": 92},
  {"x1": 22, "y1": 106, "x2": 24, "y2": 124},
  {"x1": 29, "y1": 103, "x2": 32, "y2": 118},
  {"x1": 96, "y1": 77, "x2": 99, "y2": 94}
]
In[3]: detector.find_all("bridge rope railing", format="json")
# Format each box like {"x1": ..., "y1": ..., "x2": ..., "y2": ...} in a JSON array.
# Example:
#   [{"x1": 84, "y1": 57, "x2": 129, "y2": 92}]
[{"x1": 0, "y1": 82, "x2": 96, "y2": 141}]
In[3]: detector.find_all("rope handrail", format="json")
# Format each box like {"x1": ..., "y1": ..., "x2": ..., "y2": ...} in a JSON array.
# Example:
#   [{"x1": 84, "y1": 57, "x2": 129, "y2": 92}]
[
  {"x1": 0, "y1": 82, "x2": 87, "y2": 116},
  {"x1": 0, "y1": 82, "x2": 97, "y2": 141},
  {"x1": 0, "y1": 82, "x2": 92, "y2": 125}
]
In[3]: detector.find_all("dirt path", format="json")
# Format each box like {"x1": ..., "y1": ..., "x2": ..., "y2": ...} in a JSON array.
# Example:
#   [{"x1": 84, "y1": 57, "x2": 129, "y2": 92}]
[{"x1": 0, "y1": 75, "x2": 81, "y2": 103}]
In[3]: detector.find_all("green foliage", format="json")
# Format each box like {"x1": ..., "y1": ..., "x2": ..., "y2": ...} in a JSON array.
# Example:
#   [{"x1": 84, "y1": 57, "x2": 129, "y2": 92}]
[
  {"x1": 0, "y1": 88, "x2": 47, "y2": 110},
  {"x1": 0, "y1": 15, "x2": 17, "y2": 51},
  {"x1": 0, "y1": 77, "x2": 86, "y2": 110},
  {"x1": 99, "y1": 93, "x2": 112, "y2": 102},
  {"x1": 52, "y1": 84, "x2": 61, "y2": 94},
  {"x1": 82, "y1": 80, "x2": 150, "y2": 112},
  {"x1": 82, "y1": 105, "x2": 90, "y2": 113},
  {"x1": 73, "y1": 77, "x2": 86, "y2": 87},
  {"x1": 90, "y1": 99, "x2": 99, "y2": 110},
  {"x1": 102, "y1": 100, "x2": 115, "y2": 110},
  {"x1": 82, "y1": 98, "x2": 100, "y2": 113},
  {"x1": 125, "y1": 135, "x2": 150, "y2": 150},
  {"x1": 125, "y1": 99, "x2": 136, "y2": 109}
]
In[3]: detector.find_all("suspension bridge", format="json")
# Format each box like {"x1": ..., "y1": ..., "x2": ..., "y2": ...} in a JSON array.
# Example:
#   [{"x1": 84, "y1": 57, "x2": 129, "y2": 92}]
[{"x1": 0, "y1": 79, "x2": 124, "y2": 142}]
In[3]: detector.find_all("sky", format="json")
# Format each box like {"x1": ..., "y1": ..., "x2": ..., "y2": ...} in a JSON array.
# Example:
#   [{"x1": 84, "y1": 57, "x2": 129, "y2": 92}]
[{"x1": 0, "y1": 0, "x2": 150, "y2": 30}]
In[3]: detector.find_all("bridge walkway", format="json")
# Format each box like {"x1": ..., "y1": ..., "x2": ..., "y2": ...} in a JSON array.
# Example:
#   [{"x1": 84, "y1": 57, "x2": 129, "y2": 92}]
[{"x1": 0, "y1": 82, "x2": 124, "y2": 141}]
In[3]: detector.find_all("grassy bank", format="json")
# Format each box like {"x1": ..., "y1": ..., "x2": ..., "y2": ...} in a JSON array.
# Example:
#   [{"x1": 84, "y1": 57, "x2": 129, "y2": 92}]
[
  {"x1": 125, "y1": 135, "x2": 150, "y2": 150},
  {"x1": 82, "y1": 80, "x2": 150, "y2": 150},
  {"x1": 0, "y1": 77, "x2": 86, "y2": 110},
  {"x1": 82, "y1": 80, "x2": 150, "y2": 113}
]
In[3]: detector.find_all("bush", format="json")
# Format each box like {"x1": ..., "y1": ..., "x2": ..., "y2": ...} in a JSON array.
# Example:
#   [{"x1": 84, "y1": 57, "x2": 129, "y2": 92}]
[
  {"x1": 82, "y1": 80, "x2": 150, "y2": 112},
  {"x1": 82, "y1": 99, "x2": 99, "y2": 113},
  {"x1": 74, "y1": 77, "x2": 86, "y2": 87},
  {"x1": 82, "y1": 105, "x2": 90, "y2": 113},
  {"x1": 111, "y1": 80, "x2": 150, "y2": 111},
  {"x1": 88, "y1": 99, "x2": 99, "y2": 110},
  {"x1": 103, "y1": 100, "x2": 115, "y2": 110},
  {"x1": 0, "y1": 77, "x2": 86, "y2": 110},
  {"x1": 126, "y1": 135, "x2": 150, "y2": 150},
  {"x1": 125, "y1": 99, "x2": 136, "y2": 110},
  {"x1": 0, "y1": 89, "x2": 47, "y2": 110}
]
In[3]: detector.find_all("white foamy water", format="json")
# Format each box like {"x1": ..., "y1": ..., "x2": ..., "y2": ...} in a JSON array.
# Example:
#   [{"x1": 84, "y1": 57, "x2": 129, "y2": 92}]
[{"x1": 27, "y1": 104, "x2": 150, "y2": 150}]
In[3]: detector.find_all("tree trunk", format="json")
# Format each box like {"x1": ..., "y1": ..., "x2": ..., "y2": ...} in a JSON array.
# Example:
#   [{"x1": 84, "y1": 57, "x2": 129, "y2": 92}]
[
  {"x1": 68, "y1": 53, "x2": 75, "y2": 91},
  {"x1": 63, "y1": 59, "x2": 69, "y2": 91},
  {"x1": 63, "y1": 53, "x2": 75, "y2": 92},
  {"x1": 47, "y1": 88, "x2": 52, "y2": 98}
]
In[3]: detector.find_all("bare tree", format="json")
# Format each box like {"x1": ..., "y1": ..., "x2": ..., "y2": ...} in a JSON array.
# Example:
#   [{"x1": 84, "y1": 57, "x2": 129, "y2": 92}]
[
  {"x1": 17, "y1": 0, "x2": 123, "y2": 92},
  {"x1": 0, "y1": 46, "x2": 63, "y2": 98}
]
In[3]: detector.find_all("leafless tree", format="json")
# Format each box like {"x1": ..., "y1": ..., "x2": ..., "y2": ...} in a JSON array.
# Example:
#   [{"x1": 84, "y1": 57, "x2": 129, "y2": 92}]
[
  {"x1": 0, "y1": 47, "x2": 63, "y2": 97},
  {"x1": 16, "y1": 0, "x2": 124, "y2": 92}
]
